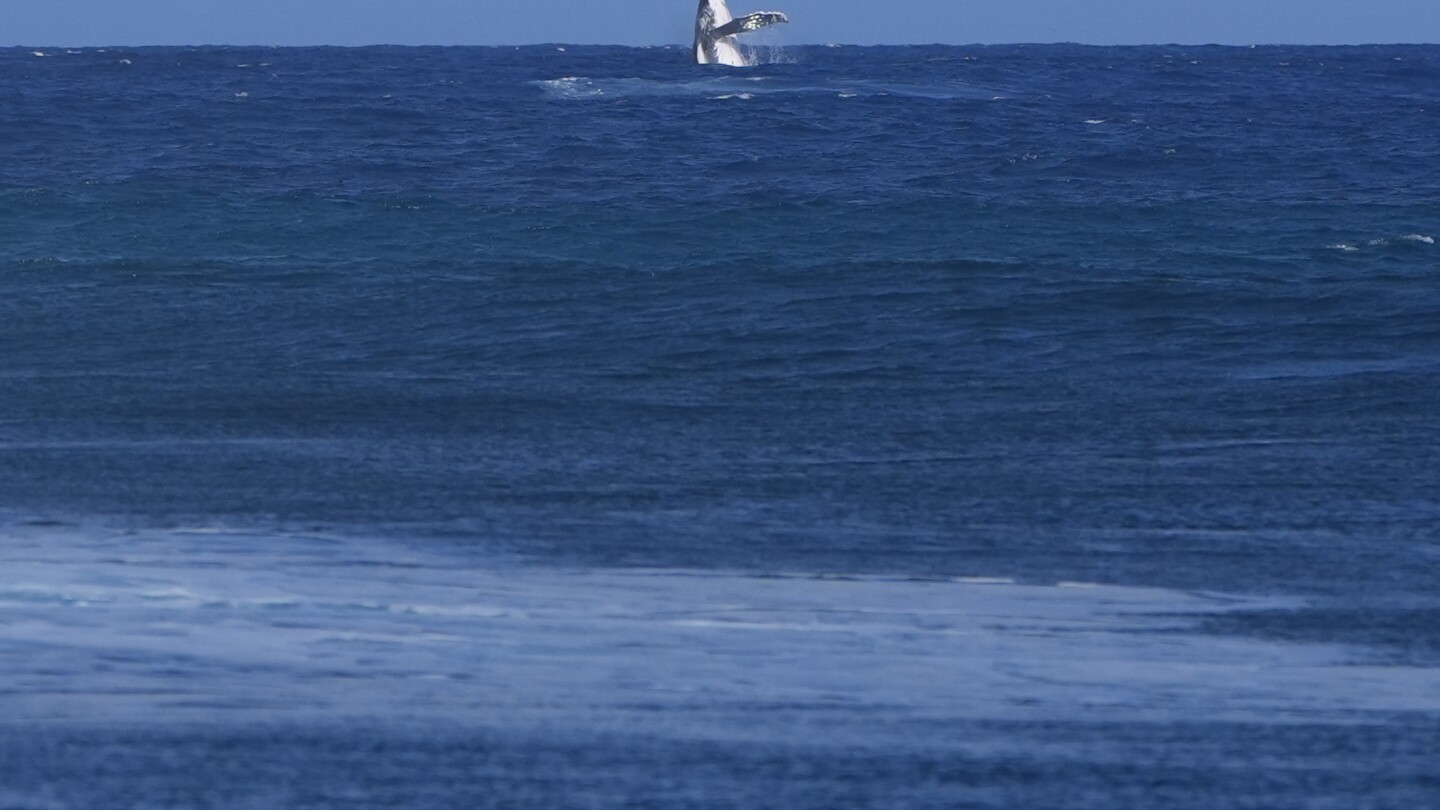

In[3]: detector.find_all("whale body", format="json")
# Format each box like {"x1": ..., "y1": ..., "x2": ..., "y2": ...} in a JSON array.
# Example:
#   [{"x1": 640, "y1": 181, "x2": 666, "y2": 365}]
[{"x1": 694, "y1": 0, "x2": 789, "y2": 66}]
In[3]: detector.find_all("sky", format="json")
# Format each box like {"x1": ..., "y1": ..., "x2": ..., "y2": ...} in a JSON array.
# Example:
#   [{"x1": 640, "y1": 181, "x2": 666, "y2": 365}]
[{"x1": 6, "y1": 0, "x2": 1440, "y2": 47}]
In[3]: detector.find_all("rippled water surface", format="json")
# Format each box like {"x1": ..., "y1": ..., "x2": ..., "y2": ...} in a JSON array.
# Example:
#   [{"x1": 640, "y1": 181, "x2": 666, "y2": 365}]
[{"x1": 2, "y1": 44, "x2": 1439, "y2": 808}]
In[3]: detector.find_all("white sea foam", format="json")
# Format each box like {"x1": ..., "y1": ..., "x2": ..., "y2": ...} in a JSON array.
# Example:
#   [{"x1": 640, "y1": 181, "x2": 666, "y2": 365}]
[
  {"x1": 533, "y1": 76, "x2": 606, "y2": 99},
  {"x1": 1327, "y1": 235, "x2": 1433, "y2": 252},
  {"x1": 2, "y1": 523, "x2": 1437, "y2": 735},
  {"x1": 534, "y1": 76, "x2": 999, "y2": 102}
]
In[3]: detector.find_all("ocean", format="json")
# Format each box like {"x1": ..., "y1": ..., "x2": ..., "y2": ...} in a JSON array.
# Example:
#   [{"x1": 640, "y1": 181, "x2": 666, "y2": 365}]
[{"x1": 2, "y1": 43, "x2": 1438, "y2": 808}]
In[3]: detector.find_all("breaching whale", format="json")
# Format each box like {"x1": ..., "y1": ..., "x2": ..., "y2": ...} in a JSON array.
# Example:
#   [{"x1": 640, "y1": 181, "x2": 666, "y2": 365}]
[{"x1": 694, "y1": 0, "x2": 789, "y2": 67}]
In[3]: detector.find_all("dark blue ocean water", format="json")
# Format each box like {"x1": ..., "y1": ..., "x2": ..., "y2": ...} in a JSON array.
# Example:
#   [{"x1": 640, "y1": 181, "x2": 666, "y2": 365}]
[{"x1": 2, "y1": 44, "x2": 1440, "y2": 808}]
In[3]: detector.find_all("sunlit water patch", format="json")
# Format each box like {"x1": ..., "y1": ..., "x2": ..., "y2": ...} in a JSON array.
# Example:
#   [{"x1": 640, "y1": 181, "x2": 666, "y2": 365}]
[{"x1": 4, "y1": 523, "x2": 1437, "y2": 731}]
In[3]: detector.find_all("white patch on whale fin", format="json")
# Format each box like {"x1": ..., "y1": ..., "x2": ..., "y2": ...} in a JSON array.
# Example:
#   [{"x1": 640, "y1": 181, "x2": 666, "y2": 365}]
[
  {"x1": 712, "y1": 11, "x2": 789, "y2": 39},
  {"x1": 696, "y1": 0, "x2": 789, "y2": 66}
]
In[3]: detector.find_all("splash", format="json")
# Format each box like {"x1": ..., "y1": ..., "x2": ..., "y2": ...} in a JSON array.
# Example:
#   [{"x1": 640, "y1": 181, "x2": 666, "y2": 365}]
[{"x1": 740, "y1": 27, "x2": 798, "y2": 66}]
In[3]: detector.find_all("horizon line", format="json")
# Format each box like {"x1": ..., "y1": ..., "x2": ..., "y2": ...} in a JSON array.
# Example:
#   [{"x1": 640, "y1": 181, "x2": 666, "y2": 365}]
[{"x1": 8, "y1": 40, "x2": 1439, "y2": 49}]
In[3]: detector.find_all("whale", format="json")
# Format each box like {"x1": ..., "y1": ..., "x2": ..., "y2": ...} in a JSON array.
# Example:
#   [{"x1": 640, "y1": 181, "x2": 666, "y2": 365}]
[{"x1": 694, "y1": 0, "x2": 789, "y2": 67}]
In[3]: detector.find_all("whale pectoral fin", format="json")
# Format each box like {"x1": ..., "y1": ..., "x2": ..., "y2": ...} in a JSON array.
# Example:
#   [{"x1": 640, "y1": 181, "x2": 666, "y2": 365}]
[{"x1": 711, "y1": 12, "x2": 789, "y2": 39}]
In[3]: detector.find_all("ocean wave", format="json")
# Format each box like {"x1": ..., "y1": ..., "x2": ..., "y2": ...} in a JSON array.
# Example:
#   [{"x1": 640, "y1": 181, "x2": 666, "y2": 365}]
[{"x1": 1329, "y1": 233, "x2": 1434, "y2": 252}]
